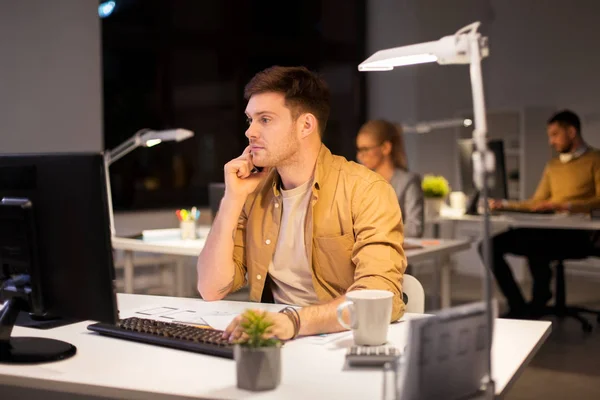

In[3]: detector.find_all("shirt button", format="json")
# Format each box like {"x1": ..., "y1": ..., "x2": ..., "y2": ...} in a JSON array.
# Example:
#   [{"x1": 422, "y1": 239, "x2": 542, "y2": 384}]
[
  {"x1": 256, "y1": 274, "x2": 262, "y2": 280},
  {"x1": 265, "y1": 239, "x2": 271, "y2": 245},
  {"x1": 274, "y1": 203, "x2": 279, "y2": 208}
]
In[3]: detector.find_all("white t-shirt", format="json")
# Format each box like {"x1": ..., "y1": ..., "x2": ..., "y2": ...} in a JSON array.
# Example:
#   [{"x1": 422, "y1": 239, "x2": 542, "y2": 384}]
[{"x1": 268, "y1": 178, "x2": 319, "y2": 306}]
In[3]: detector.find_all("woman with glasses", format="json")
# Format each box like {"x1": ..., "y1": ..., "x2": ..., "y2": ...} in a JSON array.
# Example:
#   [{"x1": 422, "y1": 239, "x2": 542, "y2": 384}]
[{"x1": 356, "y1": 120, "x2": 424, "y2": 238}]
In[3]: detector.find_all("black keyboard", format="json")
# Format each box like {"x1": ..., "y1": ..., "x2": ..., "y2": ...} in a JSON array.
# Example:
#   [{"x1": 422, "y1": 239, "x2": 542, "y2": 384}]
[{"x1": 87, "y1": 317, "x2": 234, "y2": 359}]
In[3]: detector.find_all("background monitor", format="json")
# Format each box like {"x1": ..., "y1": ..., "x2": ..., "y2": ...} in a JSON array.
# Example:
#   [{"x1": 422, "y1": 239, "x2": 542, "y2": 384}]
[
  {"x1": 0, "y1": 153, "x2": 118, "y2": 364},
  {"x1": 457, "y1": 139, "x2": 508, "y2": 213},
  {"x1": 208, "y1": 182, "x2": 225, "y2": 221}
]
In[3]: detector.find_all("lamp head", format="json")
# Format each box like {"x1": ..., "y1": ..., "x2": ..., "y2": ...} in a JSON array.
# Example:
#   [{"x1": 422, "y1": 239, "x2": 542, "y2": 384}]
[
  {"x1": 105, "y1": 128, "x2": 195, "y2": 167},
  {"x1": 358, "y1": 22, "x2": 489, "y2": 71},
  {"x1": 140, "y1": 129, "x2": 194, "y2": 147}
]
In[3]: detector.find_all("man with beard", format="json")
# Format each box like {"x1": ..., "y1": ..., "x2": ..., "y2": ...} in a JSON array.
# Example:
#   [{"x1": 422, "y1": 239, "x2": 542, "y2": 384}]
[
  {"x1": 482, "y1": 110, "x2": 600, "y2": 319},
  {"x1": 196, "y1": 66, "x2": 407, "y2": 341}
]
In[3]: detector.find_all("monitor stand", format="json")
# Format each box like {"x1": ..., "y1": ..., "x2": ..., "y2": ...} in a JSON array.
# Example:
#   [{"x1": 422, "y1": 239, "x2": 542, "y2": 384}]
[
  {"x1": 16, "y1": 311, "x2": 79, "y2": 330},
  {"x1": 0, "y1": 297, "x2": 77, "y2": 364}
]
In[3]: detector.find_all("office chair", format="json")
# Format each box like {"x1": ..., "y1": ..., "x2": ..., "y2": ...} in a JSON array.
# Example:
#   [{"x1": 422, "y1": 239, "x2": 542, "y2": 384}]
[
  {"x1": 402, "y1": 274, "x2": 425, "y2": 314},
  {"x1": 539, "y1": 253, "x2": 600, "y2": 332}
]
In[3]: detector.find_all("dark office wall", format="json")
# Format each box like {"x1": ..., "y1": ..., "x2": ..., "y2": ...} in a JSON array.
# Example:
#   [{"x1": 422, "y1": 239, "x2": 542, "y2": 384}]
[
  {"x1": 103, "y1": 0, "x2": 367, "y2": 211},
  {"x1": 0, "y1": 0, "x2": 102, "y2": 153}
]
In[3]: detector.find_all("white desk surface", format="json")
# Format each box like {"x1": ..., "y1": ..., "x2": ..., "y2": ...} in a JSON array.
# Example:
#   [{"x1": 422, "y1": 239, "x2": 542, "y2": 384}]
[
  {"x1": 432, "y1": 209, "x2": 600, "y2": 230},
  {"x1": 112, "y1": 226, "x2": 471, "y2": 261},
  {"x1": 1, "y1": 294, "x2": 551, "y2": 399}
]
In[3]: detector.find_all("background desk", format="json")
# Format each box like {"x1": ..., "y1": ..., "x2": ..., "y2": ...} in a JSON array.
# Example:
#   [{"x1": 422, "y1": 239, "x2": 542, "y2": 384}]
[
  {"x1": 1, "y1": 293, "x2": 551, "y2": 400},
  {"x1": 112, "y1": 229, "x2": 470, "y2": 308},
  {"x1": 428, "y1": 210, "x2": 600, "y2": 282},
  {"x1": 432, "y1": 211, "x2": 600, "y2": 233}
]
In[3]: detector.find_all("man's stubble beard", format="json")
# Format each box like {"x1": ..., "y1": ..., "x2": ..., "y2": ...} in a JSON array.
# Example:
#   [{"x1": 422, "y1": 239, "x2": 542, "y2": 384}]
[
  {"x1": 557, "y1": 138, "x2": 576, "y2": 154},
  {"x1": 261, "y1": 126, "x2": 300, "y2": 168}
]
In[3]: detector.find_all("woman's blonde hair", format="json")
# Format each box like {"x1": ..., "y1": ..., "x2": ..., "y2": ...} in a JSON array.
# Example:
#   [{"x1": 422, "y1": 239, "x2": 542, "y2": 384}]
[{"x1": 358, "y1": 119, "x2": 408, "y2": 170}]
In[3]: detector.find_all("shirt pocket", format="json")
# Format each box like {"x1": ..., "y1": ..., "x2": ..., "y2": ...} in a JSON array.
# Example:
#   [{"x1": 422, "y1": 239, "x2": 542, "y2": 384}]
[{"x1": 313, "y1": 233, "x2": 355, "y2": 291}]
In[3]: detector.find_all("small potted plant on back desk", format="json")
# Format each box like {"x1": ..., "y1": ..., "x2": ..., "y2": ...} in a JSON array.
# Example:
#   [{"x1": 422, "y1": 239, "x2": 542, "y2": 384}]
[
  {"x1": 422, "y1": 174, "x2": 451, "y2": 219},
  {"x1": 234, "y1": 309, "x2": 283, "y2": 391}
]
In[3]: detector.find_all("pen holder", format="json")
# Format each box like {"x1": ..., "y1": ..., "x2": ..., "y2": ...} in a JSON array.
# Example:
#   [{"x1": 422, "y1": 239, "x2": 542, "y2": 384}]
[{"x1": 180, "y1": 220, "x2": 197, "y2": 240}]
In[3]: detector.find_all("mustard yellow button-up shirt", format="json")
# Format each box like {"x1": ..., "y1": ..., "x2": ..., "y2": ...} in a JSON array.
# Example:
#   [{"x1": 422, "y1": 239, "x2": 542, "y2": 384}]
[{"x1": 230, "y1": 145, "x2": 407, "y2": 321}]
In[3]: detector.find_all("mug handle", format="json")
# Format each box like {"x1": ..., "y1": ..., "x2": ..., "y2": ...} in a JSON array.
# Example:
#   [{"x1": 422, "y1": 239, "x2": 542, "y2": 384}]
[{"x1": 337, "y1": 301, "x2": 357, "y2": 330}]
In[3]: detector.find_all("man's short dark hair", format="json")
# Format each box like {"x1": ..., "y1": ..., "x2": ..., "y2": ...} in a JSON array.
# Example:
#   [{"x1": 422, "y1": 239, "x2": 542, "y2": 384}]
[
  {"x1": 548, "y1": 110, "x2": 581, "y2": 135},
  {"x1": 244, "y1": 66, "x2": 331, "y2": 136}
]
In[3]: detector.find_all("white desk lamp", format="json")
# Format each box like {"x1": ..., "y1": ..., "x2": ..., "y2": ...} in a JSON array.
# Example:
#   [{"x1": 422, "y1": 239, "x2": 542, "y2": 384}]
[
  {"x1": 104, "y1": 128, "x2": 195, "y2": 237},
  {"x1": 360, "y1": 21, "x2": 496, "y2": 398}
]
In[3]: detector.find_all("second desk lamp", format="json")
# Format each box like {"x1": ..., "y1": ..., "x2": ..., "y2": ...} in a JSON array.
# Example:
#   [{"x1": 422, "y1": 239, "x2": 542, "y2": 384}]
[{"x1": 104, "y1": 128, "x2": 195, "y2": 237}]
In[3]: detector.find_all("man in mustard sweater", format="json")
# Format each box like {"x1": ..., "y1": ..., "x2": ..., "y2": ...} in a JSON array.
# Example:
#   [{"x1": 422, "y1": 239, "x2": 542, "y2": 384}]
[{"x1": 482, "y1": 110, "x2": 600, "y2": 319}]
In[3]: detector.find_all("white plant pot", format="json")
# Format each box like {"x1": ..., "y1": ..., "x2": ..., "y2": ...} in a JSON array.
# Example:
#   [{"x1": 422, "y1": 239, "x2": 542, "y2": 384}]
[{"x1": 424, "y1": 197, "x2": 445, "y2": 220}]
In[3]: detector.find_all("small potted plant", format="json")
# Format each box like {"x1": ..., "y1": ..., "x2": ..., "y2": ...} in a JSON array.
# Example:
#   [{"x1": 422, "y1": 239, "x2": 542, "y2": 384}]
[
  {"x1": 234, "y1": 309, "x2": 282, "y2": 391},
  {"x1": 421, "y1": 174, "x2": 451, "y2": 219}
]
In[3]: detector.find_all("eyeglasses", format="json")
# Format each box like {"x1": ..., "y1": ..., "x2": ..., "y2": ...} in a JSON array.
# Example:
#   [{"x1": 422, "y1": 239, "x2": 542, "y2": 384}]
[{"x1": 356, "y1": 143, "x2": 383, "y2": 154}]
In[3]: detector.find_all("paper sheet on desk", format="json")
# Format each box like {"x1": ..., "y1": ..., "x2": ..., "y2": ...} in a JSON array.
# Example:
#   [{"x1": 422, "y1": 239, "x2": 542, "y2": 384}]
[
  {"x1": 130, "y1": 306, "x2": 237, "y2": 329},
  {"x1": 403, "y1": 238, "x2": 424, "y2": 250},
  {"x1": 297, "y1": 331, "x2": 353, "y2": 345},
  {"x1": 142, "y1": 227, "x2": 210, "y2": 241},
  {"x1": 172, "y1": 311, "x2": 237, "y2": 331},
  {"x1": 200, "y1": 315, "x2": 237, "y2": 331}
]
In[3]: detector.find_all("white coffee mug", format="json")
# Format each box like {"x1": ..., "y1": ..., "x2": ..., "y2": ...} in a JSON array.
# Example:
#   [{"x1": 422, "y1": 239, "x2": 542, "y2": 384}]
[
  {"x1": 450, "y1": 191, "x2": 467, "y2": 211},
  {"x1": 336, "y1": 289, "x2": 393, "y2": 345}
]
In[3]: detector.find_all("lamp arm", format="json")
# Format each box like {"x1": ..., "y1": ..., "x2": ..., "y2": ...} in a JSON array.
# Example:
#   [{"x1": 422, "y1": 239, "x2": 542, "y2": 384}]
[
  {"x1": 103, "y1": 128, "x2": 148, "y2": 236},
  {"x1": 105, "y1": 129, "x2": 149, "y2": 166},
  {"x1": 104, "y1": 153, "x2": 116, "y2": 237},
  {"x1": 468, "y1": 30, "x2": 496, "y2": 399},
  {"x1": 455, "y1": 21, "x2": 481, "y2": 36}
]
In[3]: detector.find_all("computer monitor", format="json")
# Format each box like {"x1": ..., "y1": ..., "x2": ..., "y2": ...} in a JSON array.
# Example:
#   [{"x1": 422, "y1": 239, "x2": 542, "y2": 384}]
[
  {"x1": 457, "y1": 139, "x2": 508, "y2": 214},
  {"x1": 0, "y1": 153, "x2": 118, "y2": 364}
]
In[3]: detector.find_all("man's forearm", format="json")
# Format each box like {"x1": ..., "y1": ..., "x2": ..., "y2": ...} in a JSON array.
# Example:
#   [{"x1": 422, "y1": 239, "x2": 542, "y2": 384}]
[
  {"x1": 569, "y1": 198, "x2": 600, "y2": 213},
  {"x1": 503, "y1": 199, "x2": 537, "y2": 210},
  {"x1": 196, "y1": 195, "x2": 246, "y2": 300},
  {"x1": 297, "y1": 296, "x2": 348, "y2": 336}
]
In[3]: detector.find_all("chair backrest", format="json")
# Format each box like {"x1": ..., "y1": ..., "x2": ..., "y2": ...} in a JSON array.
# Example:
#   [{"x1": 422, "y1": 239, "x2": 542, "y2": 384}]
[{"x1": 403, "y1": 274, "x2": 425, "y2": 314}]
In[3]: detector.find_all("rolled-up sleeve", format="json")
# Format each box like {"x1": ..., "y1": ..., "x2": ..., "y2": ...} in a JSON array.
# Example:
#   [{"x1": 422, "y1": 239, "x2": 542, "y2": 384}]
[
  {"x1": 348, "y1": 180, "x2": 407, "y2": 321},
  {"x1": 231, "y1": 204, "x2": 248, "y2": 293}
]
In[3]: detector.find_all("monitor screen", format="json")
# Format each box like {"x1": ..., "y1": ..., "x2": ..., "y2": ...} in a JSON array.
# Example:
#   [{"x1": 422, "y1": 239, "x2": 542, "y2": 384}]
[
  {"x1": 0, "y1": 153, "x2": 117, "y2": 322},
  {"x1": 0, "y1": 153, "x2": 118, "y2": 363},
  {"x1": 457, "y1": 139, "x2": 508, "y2": 200}
]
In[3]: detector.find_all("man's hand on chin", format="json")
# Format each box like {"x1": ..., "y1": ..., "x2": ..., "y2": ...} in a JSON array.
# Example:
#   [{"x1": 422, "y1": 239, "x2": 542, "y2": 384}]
[
  {"x1": 222, "y1": 310, "x2": 295, "y2": 343},
  {"x1": 530, "y1": 201, "x2": 569, "y2": 212}
]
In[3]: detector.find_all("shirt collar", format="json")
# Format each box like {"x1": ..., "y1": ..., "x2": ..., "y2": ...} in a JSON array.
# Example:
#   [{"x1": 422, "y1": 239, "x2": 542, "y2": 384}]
[
  {"x1": 572, "y1": 143, "x2": 589, "y2": 158},
  {"x1": 558, "y1": 143, "x2": 589, "y2": 163},
  {"x1": 270, "y1": 144, "x2": 331, "y2": 197}
]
